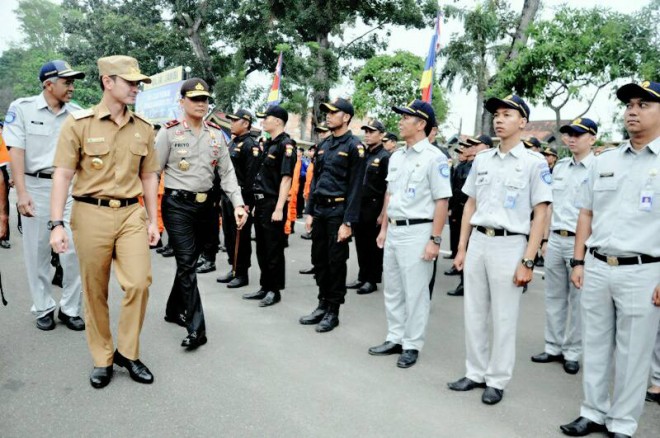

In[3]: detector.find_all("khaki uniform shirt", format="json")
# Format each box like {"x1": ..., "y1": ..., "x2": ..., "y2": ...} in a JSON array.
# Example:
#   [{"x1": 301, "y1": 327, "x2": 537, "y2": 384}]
[
  {"x1": 550, "y1": 153, "x2": 594, "y2": 232},
  {"x1": 386, "y1": 138, "x2": 452, "y2": 220},
  {"x1": 3, "y1": 93, "x2": 81, "y2": 173},
  {"x1": 462, "y1": 143, "x2": 553, "y2": 235},
  {"x1": 155, "y1": 119, "x2": 243, "y2": 208},
  {"x1": 580, "y1": 138, "x2": 660, "y2": 257},
  {"x1": 53, "y1": 102, "x2": 160, "y2": 198}
]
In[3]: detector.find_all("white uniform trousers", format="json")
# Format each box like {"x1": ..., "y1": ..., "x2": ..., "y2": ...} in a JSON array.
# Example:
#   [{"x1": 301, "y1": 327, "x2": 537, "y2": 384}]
[
  {"x1": 22, "y1": 176, "x2": 81, "y2": 318},
  {"x1": 580, "y1": 253, "x2": 660, "y2": 436},
  {"x1": 383, "y1": 223, "x2": 434, "y2": 351},
  {"x1": 651, "y1": 321, "x2": 660, "y2": 387},
  {"x1": 543, "y1": 234, "x2": 582, "y2": 361},
  {"x1": 464, "y1": 231, "x2": 527, "y2": 390}
]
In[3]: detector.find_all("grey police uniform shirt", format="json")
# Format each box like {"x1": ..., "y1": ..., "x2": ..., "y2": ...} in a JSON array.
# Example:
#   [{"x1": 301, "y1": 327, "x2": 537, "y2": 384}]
[
  {"x1": 550, "y1": 153, "x2": 595, "y2": 232},
  {"x1": 386, "y1": 138, "x2": 452, "y2": 220},
  {"x1": 3, "y1": 92, "x2": 82, "y2": 173},
  {"x1": 579, "y1": 138, "x2": 660, "y2": 257},
  {"x1": 155, "y1": 120, "x2": 244, "y2": 207},
  {"x1": 462, "y1": 142, "x2": 553, "y2": 235}
]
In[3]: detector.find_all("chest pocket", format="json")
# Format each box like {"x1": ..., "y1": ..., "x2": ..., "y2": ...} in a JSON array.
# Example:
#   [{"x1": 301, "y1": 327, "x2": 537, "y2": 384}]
[
  {"x1": 130, "y1": 141, "x2": 148, "y2": 157},
  {"x1": 328, "y1": 150, "x2": 349, "y2": 178},
  {"x1": 83, "y1": 141, "x2": 110, "y2": 157},
  {"x1": 505, "y1": 177, "x2": 527, "y2": 191},
  {"x1": 552, "y1": 177, "x2": 567, "y2": 192},
  {"x1": 26, "y1": 123, "x2": 50, "y2": 137},
  {"x1": 475, "y1": 174, "x2": 492, "y2": 186},
  {"x1": 593, "y1": 175, "x2": 618, "y2": 192},
  {"x1": 264, "y1": 146, "x2": 279, "y2": 167},
  {"x1": 408, "y1": 167, "x2": 426, "y2": 185}
]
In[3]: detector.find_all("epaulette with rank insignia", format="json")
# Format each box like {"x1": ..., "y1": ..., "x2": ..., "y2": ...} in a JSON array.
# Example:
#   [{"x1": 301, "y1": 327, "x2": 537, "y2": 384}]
[
  {"x1": 206, "y1": 121, "x2": 222, "y2": 130},
  {"x1": 164, "y1": 119, "x2": 180, "y2": 129},
  {"x1": 71, "y1": 108, "x2": 94, "y2": 120}
]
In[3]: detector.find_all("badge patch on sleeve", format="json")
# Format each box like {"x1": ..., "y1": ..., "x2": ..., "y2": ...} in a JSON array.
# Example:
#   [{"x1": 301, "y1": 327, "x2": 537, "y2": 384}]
[
  {"x1": 4, "y1": 110, "x2": 16, "y2": 124},
  {"x1": 438, "y1": 162, "x2": 450, "y2": 178},
  {"x1": 285, "y1": 144, "x2": 293, "y2": 157},
  {"x1": 539, "y1": 163, "x2": 553, "y2": 185},
  {"x1": 357, "y1": 144, "x2": 365, "y2": 158}
]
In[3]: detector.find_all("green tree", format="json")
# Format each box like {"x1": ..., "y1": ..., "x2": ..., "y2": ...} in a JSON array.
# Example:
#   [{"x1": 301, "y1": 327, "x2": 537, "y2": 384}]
[
  {"x1": 353, "y1": 51, "x2": 448, "y2": 132},
  {"x1": 492, "y1": 5, "x2": 660, "y2": 139},
  {"x1": 15, "y1": 0, "x2": 66, "y2": 51}
]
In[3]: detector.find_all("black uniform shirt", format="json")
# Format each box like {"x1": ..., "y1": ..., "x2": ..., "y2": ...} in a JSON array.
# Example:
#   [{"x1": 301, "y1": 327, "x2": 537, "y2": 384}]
[
  {"x1": 306, "y1": 130, "x2": 366, "y2": 223},
  {"x1": 228, "y1": 132, "x2": 260, "y2": 204},
  {"x1": 253, "y1": 131, "x2": 297, "y2": 197},
  {"x1": 449, "y1": 160, "x2": 472, "y2": 211}
]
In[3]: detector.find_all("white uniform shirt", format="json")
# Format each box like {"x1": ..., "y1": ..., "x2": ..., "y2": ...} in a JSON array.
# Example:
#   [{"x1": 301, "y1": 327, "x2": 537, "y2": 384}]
[
  {"x1": 550, "y1": 153, "x2": 594, "y2": 232},
  {"x1": 580, "y1": 138, "x2": 660, "y2": 257},
  {"x1": 3, "y1": 93, "x2": 81, "y2": 173},
  {"x1": 386, "y1": 138, "x2": 452, "y2": 220},
  {"x1": 462, "y1": 142, "x2": 553, "y2": 235}
]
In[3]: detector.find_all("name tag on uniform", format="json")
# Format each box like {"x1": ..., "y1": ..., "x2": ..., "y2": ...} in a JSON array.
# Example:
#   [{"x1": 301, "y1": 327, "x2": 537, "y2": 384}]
[
  {"x1": 640, "y1": 189, "x2": 653, "y2": 211},
  {"x1": 87, "y1": 137, "x2": 105, "y2": 143},
  {"x1": 338, "y1": 151, "x2": 348, "y2": 157},
  {"x1": 504, "y1": 190, "x2": 518, "y2": 209},
  {"x1": 406, "y1": 187, "x2": 416, "y2": 198}
]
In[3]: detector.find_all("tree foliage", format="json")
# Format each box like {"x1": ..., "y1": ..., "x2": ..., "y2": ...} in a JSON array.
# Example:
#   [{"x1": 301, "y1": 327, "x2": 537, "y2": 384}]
[
  {"x1": 491, "y1": 4, "x2": 660, "y2": 135},
  {"x1": 353, "y1": 51, "x2": 448, "y2": 132}
]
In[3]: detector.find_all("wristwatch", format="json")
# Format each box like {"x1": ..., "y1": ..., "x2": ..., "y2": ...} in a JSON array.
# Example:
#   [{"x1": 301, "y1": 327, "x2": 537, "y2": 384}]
[
  {"x1": 521, "y1": 258, "x2": 535, "y2": 269},
  {"x1": 430, "y1": 235, "x2": 442, "y2": 245},
  {"x1": 569, "y1": 258, "x2": 585, "y2": 268},
  {"x1": 343, "y1": 222, "x2": 351, "y2": 227},
  {"x1": 47, "y1": 220, "x2": 65, "y2": 230}
]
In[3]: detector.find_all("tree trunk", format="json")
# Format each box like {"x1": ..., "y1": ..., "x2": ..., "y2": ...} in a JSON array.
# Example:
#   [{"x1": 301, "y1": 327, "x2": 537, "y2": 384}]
[
  {"x1": 504, "y1": 0, "x2": 541, "y2": 63},
  {"x1": 311, "y1": 32, "x2": 331, "y2": 142},
  {"x1": 474, "y1": 85, "x2": 484, "y2": 135}
]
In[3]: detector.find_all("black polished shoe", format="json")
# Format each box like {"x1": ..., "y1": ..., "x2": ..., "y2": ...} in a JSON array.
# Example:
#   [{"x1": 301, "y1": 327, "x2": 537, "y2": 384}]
[
  {"x1": 560, "y1": 417, "x2": 607, "y2": 436},
  {"x1": 299, "y1": 266, "x2": 315, "y2": 275},
  {"x1": 113, "y1": 350, "x2": 154, "y2": 384},
  {"x1": 242, "y1": 289, "x2": 267, "y2": 300},
  {"x1": 346, "y1": 280, "x2": 364, "y2": 289},
  {"x1": 181, "y1": 331, "x2": 208, "y2": 349},
  {"x1": 36, "y1": 310, "x2": 56, "y2": 331},
  {"x1": 161, "y1": 246, "x2": 175, "y2": 257},
  {"x1": 150, "y1": 237, "x2": 163, "y2": 250},
  {"x1": 444, "y1": 266, "x2": 460, "y2": 276},
  {"x1": 397, "y1": 349, "x2": 419, "y2": 368},
  {"x1": 164, "y1": 313, "x2": 187, "y2": 327},
  {"x1": 608, "y1": 433, "x2": 631, "y2": 438},
  {"x1": 0, "y1": 240, "x2": 11, "y2": 249},
  {"x1": 316, "y1": 311, "x2": 339, "y2": 333},
  {"x1": 156, "y1": 242, "x2": 168, "y2": 254},
  {"x1": 300, "y1": 232, "x2": 312, "y2": 240},
  {"x1": 58, "y1": 309, "x2": 85, "y2": 331},
  {"x1": 196, "y1": 261, "x2": 216, "y2": 274},
  {"x1": 531, "y1": 352, "x2": 564, "y2": 363},
  {"x1": 259, "y1": 291, "x2": 281, "y2": 307},
  {"x1": 482, "y1": 387, "x2": 504, "y2": 405},
  {"x1": 216, "y1": 270, "x2": 234, "y2": 283},
  {"x1": 227, "y1": 276, "x2": 248, "y2": 288},
  {"x1": 563, "y1": 360, "x2": 580, "y2": 375},
  {"x1": 646, "y1": 390, "x2": 660, "y2": 403},
  {"x1": 447, "y1": 284, "x2": 464, "y2": 296},
  {"x1": 299, "y1": 303, "x2": 328, "y2": 325},
  {"x1": 447, "y1": 377, "x2": 487, "y2": 391},
  {"x1": 90, "y1": 366, "x2": 113, "y2": 389},
  {"x1": 368, "y1": 341, "x2": 403, "y2": 356},
  {"x1": 356, "y1": 282, "x2": 377, "y2": 295}
]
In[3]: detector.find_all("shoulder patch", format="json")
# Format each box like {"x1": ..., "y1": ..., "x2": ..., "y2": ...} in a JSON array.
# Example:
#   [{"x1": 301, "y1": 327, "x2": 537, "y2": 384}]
[
  {"x1": 133, "y1": 112, "x2": 153, "y2": 126},
  {"x1": 206, "y1": 121, "x2": 222, "y2": 130},
  {"x1": 164, "y1": 119, "x2": 180, "y2": 129},
  {"x1": 71, "y1": 108, "x2": 94, "y2": 120},
  {"x1": 356, "y1": 143, "x2": 365, "y2": 158}
]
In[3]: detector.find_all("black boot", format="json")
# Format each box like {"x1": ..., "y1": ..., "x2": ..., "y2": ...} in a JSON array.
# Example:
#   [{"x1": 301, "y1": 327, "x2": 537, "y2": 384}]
[
  {"x1": 299, "y1": 301, "x2": 328, "y2": 325},
  {"x1": 316, "y1": 305, "x2": 339, "y2": 333}
]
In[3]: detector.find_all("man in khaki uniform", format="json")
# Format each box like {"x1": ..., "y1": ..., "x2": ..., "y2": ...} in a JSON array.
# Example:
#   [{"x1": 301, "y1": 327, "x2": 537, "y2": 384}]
[{"x1": 49, "y1": 55, "x2": 160, "y2": 389}]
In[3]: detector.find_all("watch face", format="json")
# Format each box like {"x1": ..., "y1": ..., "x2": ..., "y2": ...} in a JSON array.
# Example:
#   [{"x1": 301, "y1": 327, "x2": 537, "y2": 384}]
[{"x1": 524, "y1": 260, "x2": 534, "y2": 268}]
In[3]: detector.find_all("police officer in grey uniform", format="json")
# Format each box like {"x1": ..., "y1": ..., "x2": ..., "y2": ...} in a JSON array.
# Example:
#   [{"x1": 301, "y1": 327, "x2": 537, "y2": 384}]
[
  {"x1": 447, "y1": 95, "x2": 552, "y2": 405},
  {"x1": 156, "y1": 78, "x2": 246, "y2": 349},
  {"x1": 531, "y1": 118, "x2": 597, "y2": 375},
  {"x1": 4, "y1": 60, "x2": 85, "y2": 331},
  {"x1": 560, "y1": 81, "x2": 660, "y2": 438},
  {"x1": 368, "y1": 100, "x2": 451, "y2": 368}
]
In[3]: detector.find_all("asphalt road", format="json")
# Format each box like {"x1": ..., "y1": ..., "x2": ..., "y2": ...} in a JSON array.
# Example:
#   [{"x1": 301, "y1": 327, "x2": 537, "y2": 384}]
[{"x1": 0, "y1": 211, "x2": 658, "y2": 437}]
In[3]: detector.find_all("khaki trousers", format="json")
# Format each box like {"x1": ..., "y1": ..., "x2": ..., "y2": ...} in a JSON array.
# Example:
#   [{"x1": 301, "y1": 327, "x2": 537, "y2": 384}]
[{"x1": 71, "y1": 201, "x2": 151, "y2": 367}]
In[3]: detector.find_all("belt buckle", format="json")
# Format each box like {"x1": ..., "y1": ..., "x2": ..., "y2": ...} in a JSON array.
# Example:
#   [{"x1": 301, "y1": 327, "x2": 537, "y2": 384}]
[
  {"x1": 108, "y1": 199, "x2": 121, "y2": 208},
  {"x1": 560, "y1": 230, "x2": 568, "y2": 237},
  {"x1": 255, "y1": 194, "x2": 264, "y2": 200},
  {"x1": 485, "y1": 227, "x2": 495, "y2": 237},
  {"x1": 195, "y1": 193, "x2": 208, "y2": 203},
  {"x1": 388, "y1": 218, "x2": 395, "y2": 226},
  {"x1": 606, "y1": 256, "x2": 619, "y2": 266}
]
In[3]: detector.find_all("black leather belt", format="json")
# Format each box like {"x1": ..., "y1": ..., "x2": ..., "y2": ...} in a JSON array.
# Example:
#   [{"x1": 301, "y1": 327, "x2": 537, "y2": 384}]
[
  {"x1": 315, "y1": 196, "x2": 345, "y2": 205},
  {"x1": 25, "y1": 171, "x2": 52, "y2": 179},
  {"x1": 475, "y1": 226, "x2": 525, "y2": 237},
  {"x1": 73, "y1": 196, "x2": 139, "y2": 208},
  {"x1": 253, "y1": 193, "x2": 277, "y2": 201},
  {"x1": 553, "y1": 229, "x2": 576, "y2": 237},
  {"x1": 388, "y1": 218, "x2": 432, "y2": 226},
  {"x1": 164, "y1": 188, "x2": 210, "y2": 203},
  {"x1": 589, "y1": 248, "x2": 660, "y2": 266}
]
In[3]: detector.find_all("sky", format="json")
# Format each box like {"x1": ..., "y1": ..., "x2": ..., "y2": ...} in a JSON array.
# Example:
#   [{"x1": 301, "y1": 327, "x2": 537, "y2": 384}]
[{"x1": 0, "y1": 0, "x2": 651, "y2": 139}]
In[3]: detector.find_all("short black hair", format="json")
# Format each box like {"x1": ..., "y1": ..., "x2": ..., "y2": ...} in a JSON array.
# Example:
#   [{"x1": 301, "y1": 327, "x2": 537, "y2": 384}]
[
  {"x1": 423, "y1": 119, "x2": 432, "y2": 136},
  {"x1": 99, "y1": 75, "x2": 117, "y2": 91}
]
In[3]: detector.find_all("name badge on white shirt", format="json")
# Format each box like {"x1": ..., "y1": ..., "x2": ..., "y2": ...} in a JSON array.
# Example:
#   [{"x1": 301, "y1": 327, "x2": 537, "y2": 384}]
[
  {"x1": 640, "y1": 189, "x2": 653, "y2": 211},
  {"x1": 504, "y1": 190, "x2": 518, "y2": 209},
  {"x1": 406, "y1": 187, "x2": 416, "y2": 199}
]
